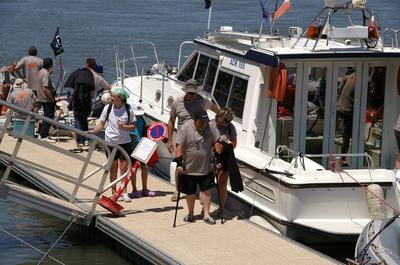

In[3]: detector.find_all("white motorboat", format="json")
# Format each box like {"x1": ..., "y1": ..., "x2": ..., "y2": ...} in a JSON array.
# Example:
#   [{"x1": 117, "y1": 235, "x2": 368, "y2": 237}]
[
  {"x1": 354, "y1": 214, "x2": 400, "y2": 265},
  {"x1": 113, "y1": 0, "x2": 400, "y2": 243}
]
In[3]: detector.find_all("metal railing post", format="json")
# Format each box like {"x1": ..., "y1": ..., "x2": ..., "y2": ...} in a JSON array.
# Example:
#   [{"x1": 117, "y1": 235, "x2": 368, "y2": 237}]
[
  {"x1": 161, "y1": 74, "x2": 165, "y2": 114},
  {"x1": 140, "y1": 67, "x2": 144, "y2": 101}
]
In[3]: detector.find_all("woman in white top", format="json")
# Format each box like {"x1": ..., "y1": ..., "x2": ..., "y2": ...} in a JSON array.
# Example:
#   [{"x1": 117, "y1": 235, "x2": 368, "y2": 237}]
[{"x1": 88, "y1": 87, "x2": 136, "y2": 200}]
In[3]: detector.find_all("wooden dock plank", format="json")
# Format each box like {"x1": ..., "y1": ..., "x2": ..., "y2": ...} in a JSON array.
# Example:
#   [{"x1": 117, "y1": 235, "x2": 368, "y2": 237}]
[{"x1": 0, "y1": 134, "x2": 338, "y2": 264}]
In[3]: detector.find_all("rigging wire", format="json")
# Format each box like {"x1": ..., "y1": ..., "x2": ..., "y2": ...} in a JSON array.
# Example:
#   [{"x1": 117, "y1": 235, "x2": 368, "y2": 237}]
[
  {"x1": 339, "y1": 170, "x2": 400, "y2": 215},
  {"x1": 37, "y1": 219, "x2": 75, "y2": 265},
  {"x1": 0, "y1": 226, "x2": 65, "y2": 265}
]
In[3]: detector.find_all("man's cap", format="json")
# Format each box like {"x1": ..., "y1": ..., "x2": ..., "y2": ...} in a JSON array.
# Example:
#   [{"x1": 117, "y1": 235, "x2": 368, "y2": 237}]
[
  {"x1": 13, "y1": 78, "x2": 27, "y2": 89},
  {"x1": 182, "y1": 79, "x2": 202, "y2": 93},
  {"x1": 193, "y1": 110, "x2": 209, "y2": 121},
  {"x1": 101, "y1": 91, "x2": 112, "y2": 104}
]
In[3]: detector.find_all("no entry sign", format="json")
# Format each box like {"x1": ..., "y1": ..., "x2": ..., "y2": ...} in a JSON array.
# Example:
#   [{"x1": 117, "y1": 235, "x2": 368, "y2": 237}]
[{"x1": 147, "y1": 122, "x2": 167, "y2": 142}]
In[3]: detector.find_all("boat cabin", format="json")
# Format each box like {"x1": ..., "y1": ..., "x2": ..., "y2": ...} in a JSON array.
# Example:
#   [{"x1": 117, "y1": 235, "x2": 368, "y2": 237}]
[{"x1": 172, "y1": 5, "x2": 400, "y2": 170}]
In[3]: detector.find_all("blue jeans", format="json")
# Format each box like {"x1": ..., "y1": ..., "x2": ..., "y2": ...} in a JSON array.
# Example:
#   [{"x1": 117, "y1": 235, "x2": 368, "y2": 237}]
[
  {"x1": 74, "y1": 113, "x2": 89, "y2": 145},
  {"x1": 40, "y1": 102, "x2": 55, "y2": 138}
]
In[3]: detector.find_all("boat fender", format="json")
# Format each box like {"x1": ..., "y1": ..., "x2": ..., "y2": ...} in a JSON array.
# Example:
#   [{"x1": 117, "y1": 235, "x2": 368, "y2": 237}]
[
  {"x1": 268, "y1": 63, "x2": 287, "y2": 102},
  {"x1": 249, "y1": 215, "x2": 281, "y2": 234},
  {"x1": 366, "y1": 184, "x2": 387, "y2": 220},
  {"x1": 169, "y1": 161, "x2": 177, "y2": 185}
]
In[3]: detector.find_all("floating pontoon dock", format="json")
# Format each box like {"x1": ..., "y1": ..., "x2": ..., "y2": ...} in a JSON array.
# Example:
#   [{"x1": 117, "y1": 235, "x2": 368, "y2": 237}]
[{"x1": 0, "y1": 101, "x2": 339, "y2": 264}]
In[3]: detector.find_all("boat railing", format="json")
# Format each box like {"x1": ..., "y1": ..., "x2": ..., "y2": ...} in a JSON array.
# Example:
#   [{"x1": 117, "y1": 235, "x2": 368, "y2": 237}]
[
  {"x1": 381, "y1": 28, "x2": 400, "y2": 49},
  {"x1": 115, "y1": 41, "x2": 160, "y2": 85},
  {"x1": 115, "y1": 42, "x2": 187, "y2": 115},
  {"x1": 0, "y1": 99, "x2": 132, "y2": 225},
  {"x1": 292, "y1": 6, "x2": 378, "y2": 50},
  {"x1": 275, "y1": 145, "x2": 374, "y2": 170},
  {"x1": 177, "y1": 41, "x2": 194, "y2": 70}
]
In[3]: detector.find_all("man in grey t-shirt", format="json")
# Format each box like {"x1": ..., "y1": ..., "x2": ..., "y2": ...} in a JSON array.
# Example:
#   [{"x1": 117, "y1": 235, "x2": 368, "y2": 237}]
[
  {"x1": 168, "y1": 79, "x2": 218, "y2": 201},
  {"x1": 9, "y1": 78, "x2": 36, "y2": 119},
  {"x1": 175, "y1": 110, "x2": 221, "y2": 224},
  {"x1": 14, "y1": 46, "x2": 43, "y2": 94},
  {"x1": 37, "y1": 57, "x2": 56, "y2": 142}
]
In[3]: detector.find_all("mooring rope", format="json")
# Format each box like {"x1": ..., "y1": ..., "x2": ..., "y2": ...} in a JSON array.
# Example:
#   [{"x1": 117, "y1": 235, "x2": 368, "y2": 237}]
[
  {"x1": 339, "y1": 170, "x2": 400, "y2": 215},
  {"x1": 0, "y1": 226, "x2": 65, "y2": 265}
]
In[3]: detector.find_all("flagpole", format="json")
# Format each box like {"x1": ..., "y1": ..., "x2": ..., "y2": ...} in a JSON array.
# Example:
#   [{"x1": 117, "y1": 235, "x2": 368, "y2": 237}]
[
  {"x1": 259, "y1": 21, "x2": 263, "y2": 36},
  {"x1": 207, "y1": 6, "x2": 212, "y2": 34},
  {"x1": 58, "y1": 55, "x2": 63, "y2": 96},
  {"x1": 272, "y1": 0, "x2": 279, "y2": 34}
]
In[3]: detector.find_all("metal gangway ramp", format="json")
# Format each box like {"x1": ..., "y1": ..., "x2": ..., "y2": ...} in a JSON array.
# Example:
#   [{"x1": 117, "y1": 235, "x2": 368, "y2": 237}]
[{"x1": 0, "y1": 99, "x2": 132, "y2": 225}]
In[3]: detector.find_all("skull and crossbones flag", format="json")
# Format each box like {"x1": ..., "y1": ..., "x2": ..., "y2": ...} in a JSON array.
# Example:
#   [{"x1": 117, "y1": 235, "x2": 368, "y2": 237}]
[{"x1": 50, "y1": 27, "x2": 64, "y2": 57}]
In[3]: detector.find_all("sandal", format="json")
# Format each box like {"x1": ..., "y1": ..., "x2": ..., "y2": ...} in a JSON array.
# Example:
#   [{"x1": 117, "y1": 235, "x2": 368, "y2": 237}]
[
  {"x1": 129, "y1": 190, "x2": 142, "y2": 198},
  {"x1": 203, "y1": 216, "x2": 216, "y2": 225},
  {"x1": 183, "y1": 214, "x2": 195, "y2": 223},
  {"x1": 141, "y1": 189, "x2": 156, "y2": 197},
  {"x1": 69, "y1": 147, "x2": 83, "y2": 153}
]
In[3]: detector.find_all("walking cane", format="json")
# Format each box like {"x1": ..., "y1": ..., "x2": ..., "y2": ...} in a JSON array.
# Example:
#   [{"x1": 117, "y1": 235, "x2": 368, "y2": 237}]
[
  {"x1": 173, "y1": 170, "x2": 181, "y2": 228},
  {"x1": 214, "y1": 162, "x2": 224, "y2": 224}
]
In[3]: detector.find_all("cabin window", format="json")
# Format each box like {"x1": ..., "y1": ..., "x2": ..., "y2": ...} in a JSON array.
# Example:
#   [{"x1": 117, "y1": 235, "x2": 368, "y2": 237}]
[
  {"x1": 177, "y1": 53, "x2": 198, "y2": 82},
  {"x1": 364, "y1": 66, "x2": 386, "y2": 167},
  {"x1": 335, "y1": 66, "x2": 357, "y2": 164},
  {"x1": 276, "y1": 67, "x2": 297, "y2": 154},
  {"x1": 213, "y1": 70, "x2": 248, "y2": 119},
  {"x1": 198, "y1": 57, "x2": 218, "y2": 93},
  {"x1": 305, "y1": 67, "x2": 327, "y2": 156}
]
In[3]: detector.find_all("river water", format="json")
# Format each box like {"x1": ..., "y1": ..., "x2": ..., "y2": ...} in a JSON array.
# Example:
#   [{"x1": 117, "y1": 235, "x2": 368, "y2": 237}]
[{"x1": 0, "y1": 0, "x2": 399, "y2": 264}]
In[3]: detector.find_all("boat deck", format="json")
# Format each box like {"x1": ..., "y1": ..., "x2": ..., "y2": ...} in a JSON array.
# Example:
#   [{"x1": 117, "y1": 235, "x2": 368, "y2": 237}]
[{"x1": 0, "y1": 133, "x2": 338, "y2": 264}]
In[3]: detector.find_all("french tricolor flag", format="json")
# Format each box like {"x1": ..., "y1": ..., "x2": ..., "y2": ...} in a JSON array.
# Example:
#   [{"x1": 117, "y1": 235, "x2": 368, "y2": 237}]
[
  {"x1": 274, "y1": 0, "x2": 291, "y2": 20},
  {"x1": 370, "y1": 15, "x2": 376, "y2": 30}
]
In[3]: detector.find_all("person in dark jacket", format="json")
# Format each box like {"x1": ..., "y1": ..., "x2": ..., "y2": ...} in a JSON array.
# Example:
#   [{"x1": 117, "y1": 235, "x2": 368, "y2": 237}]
[{"x1": 65, "y1": 59, "x2": 95, "y2": 149}]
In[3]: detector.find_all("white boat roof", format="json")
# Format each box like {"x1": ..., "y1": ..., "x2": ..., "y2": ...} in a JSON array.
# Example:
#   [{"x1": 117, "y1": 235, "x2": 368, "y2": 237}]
[{"x1": 195, "y1": 29, "x2": 400, "y2": 66}]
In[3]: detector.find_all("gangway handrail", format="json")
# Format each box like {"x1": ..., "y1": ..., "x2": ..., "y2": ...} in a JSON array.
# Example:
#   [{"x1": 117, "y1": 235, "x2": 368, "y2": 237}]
[{"x1": 0, "y1": 99, "x2": 132, "y2": 224}]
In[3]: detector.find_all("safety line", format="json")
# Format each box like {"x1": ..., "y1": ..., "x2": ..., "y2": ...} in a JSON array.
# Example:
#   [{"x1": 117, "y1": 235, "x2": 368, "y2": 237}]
[{"x1": 0, "y1": 226, "x2": 65, "y2": 265}]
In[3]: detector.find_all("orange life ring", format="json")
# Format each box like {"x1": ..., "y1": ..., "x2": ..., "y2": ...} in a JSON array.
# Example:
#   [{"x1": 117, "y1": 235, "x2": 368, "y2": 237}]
[{"x1": 268, "y1": 63, "x2": 287, "y2": 102}]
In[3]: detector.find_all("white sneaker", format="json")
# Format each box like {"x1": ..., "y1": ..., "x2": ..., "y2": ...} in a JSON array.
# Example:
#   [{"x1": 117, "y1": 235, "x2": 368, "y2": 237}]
[
  {"x1": 113, "y1": 194, "x2": 124, "y2": 202},
  {"x1": 39, "y1": 136, "x2": 56, "y2": 143},
  {"x1": 122, "y1": 193, "x2": 132, "y2": 203}
]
